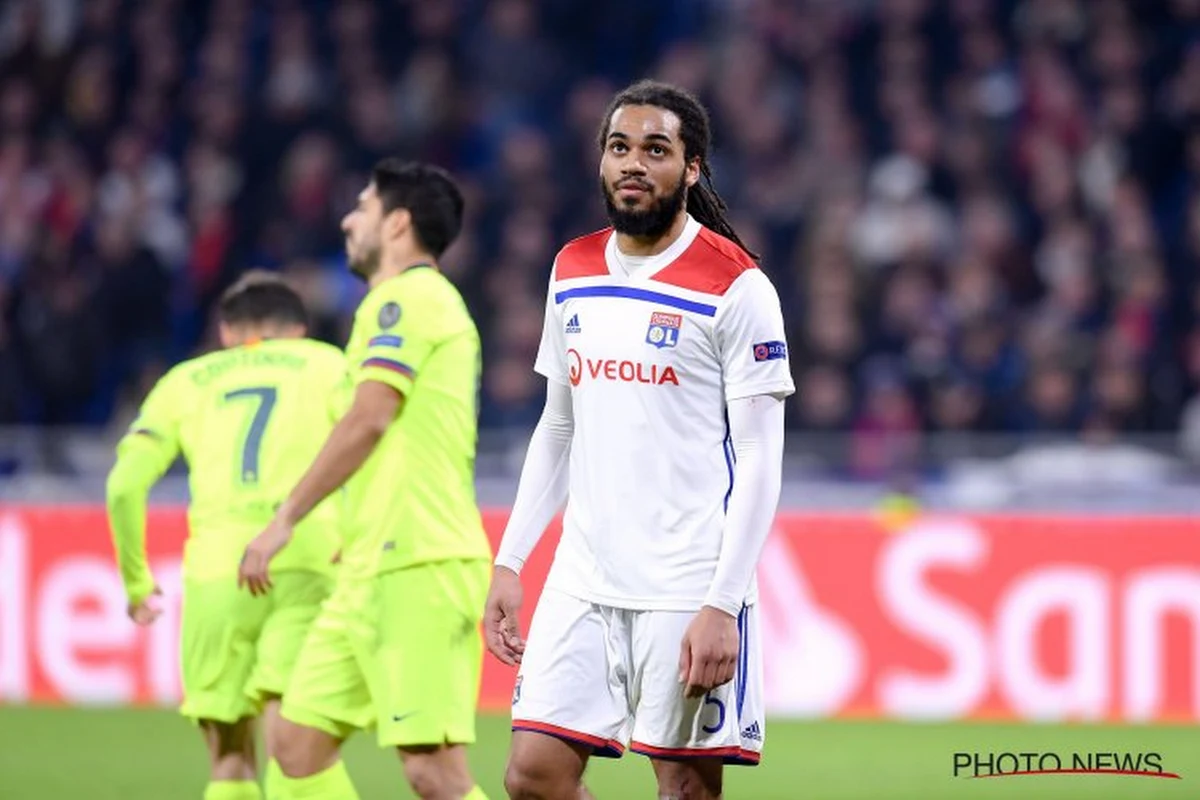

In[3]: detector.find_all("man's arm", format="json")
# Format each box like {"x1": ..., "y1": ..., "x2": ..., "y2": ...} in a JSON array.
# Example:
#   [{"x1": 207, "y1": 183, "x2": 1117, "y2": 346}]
[
  {"x1": 494, "y1": 379, "x2": 574, "y2": 573},
  {"x1": 682, "y1": 267, "x2": 793, "y2": 694},
  {"x1": 705, "y1": 269, "x2": 794, "y2": 615},
  {"x1": 106, "y1": 435, "x2": 175, "y2": 606},
  {"x1": 275, "y1": 380, "x2": 402, "y2": 527},
  {"x1": 106, "y1": 372, "x2": 182, "y2": 611},
  {"x1": 679, "y1": 392, "x2": 785, "y2": 695},
  {"x1": 239, "y1": 379, "x2": 401, "y2": 595},
  {"x1": 495, "y1": 261, "x2": 573, "y2": 573},
  {"x1": 484, "y1": 379, "x2": 573, "y2": 665},
  {"x1": 703, "y1": 393, "x2": 786, "y2": 616}
]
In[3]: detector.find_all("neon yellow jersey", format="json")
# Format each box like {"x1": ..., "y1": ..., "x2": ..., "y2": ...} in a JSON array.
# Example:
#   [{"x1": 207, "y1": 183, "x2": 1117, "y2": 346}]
[
  {"x1": 112, "y1": 338, "x2": 351, "y2": 587},
  {"x1": 341, "y1": 267, "x2": 491, "y2": 576}
]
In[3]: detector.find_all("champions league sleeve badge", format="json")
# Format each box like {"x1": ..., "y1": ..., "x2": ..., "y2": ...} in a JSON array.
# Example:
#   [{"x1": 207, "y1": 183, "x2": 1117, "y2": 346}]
[
  {"x1": 646, "y1": 311, "x2": 682, "y2": 349},
  {"x1": 752, "y1": 340, "x2": 788, "y2": 361},
  {"x1": 377, "y1": 301, "x2": 402, "y2": 329}
]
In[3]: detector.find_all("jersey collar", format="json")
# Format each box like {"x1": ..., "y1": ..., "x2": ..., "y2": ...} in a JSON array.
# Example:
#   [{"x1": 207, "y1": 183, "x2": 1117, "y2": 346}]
[{"x1": 605, "y1": 215, "x2": 701, "y2": 281}]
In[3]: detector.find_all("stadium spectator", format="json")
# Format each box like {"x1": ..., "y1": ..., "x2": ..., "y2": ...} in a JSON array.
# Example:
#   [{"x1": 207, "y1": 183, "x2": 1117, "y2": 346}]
[{"x1": 1, "y1": 0, "x2": 1197, "y2": 473}]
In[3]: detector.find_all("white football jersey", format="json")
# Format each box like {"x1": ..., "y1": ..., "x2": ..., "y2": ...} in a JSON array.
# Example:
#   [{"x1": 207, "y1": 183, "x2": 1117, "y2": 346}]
[{"x1": 535, "y1": 216, "x2": 795, "y2": 610}]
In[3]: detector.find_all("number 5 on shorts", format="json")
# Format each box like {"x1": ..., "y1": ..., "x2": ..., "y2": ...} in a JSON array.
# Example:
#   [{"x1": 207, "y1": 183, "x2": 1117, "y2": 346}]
[
  {"x1": 224, "y1": 386, "x2": 277, "y2": 485},
  {"x1": 702, "y1": 693, "x2": 726, "y2": 734}
]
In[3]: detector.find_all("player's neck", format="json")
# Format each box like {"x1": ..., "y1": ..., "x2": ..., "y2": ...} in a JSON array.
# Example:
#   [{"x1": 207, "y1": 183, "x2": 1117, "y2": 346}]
[
  {"x1": 614, "y1": 213, "x2": 689, "y2": 257},
  {"x1": 223, "y1": 323, "x2": 299, "y2": 347},
  {"x1": 371, "y1": 252, "x2": 438, "y2": 289}
]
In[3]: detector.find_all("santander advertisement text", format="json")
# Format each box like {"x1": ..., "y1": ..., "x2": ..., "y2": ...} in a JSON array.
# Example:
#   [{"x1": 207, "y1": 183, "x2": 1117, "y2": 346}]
[{"x1": 1, "y1": 507, "x2": 1197, "y2": 721}]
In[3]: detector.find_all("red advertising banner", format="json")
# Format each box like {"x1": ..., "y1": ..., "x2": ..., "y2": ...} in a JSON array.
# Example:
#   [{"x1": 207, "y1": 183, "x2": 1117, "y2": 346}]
[{"x1": 0, "y1": 507, "x2": 1197, "y2": 721}]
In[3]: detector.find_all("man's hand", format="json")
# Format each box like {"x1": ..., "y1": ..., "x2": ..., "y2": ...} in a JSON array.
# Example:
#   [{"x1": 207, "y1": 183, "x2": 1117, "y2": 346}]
[
  {"x1": 238, "y1": 518, "x2": 293, "y2": 596},
  {"x1": 127, "y1": 586, "x2": 164, "y2": 626},
  {"x1": 679, "y1": 606, "x2": 739, "y2": 698},
  {"x1": 483, "y1": 566, "x2": 526, "y2": 666}
]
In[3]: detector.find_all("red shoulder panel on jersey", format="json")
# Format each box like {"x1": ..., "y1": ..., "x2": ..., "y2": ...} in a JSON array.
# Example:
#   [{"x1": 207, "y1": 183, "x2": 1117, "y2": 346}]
[
  {"x1": 652, "y1": 227, "x2": 757, "y2": 296},
  {"x1": 554, "y1": 228, "x2": 612, "y2": 280}
]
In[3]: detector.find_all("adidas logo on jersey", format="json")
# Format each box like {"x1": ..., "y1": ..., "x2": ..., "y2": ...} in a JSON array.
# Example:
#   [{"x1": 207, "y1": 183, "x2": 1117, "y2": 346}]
[
  {"x1": 565, "y1": 313, "x2": 582, "y2": 334},
  {"x1": 741, "y1": 721, "x2": 763, "y2": 742}
]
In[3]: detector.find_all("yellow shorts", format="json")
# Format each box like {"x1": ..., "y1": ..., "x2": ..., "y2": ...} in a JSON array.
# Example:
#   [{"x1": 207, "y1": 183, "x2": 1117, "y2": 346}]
[
  {"x1": 281, "y1": 559, "x2": 489, "y2": 748},
  {"x1": 179, "y1": 571, "x2": 333, "y2": 723}
]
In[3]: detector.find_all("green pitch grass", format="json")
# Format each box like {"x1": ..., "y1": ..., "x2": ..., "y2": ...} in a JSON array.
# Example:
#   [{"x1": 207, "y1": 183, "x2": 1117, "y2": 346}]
[{"x1": 1, "y1": 707, "x2": 1197, "y2": 798}]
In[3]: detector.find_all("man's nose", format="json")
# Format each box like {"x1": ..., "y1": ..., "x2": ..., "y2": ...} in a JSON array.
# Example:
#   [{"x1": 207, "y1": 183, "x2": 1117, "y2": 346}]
[{"x1": 621, "y1": 159, "x2": 647, "y2": 176}]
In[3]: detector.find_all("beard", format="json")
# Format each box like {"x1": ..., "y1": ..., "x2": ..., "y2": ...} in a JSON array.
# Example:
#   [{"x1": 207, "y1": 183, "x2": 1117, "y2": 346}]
[
  {"x1": 347, "y1": 242, "x2": 381, "y2": 281},
  {"x1": 602, "y1": 171, "x2": 687, "y2": 238}
]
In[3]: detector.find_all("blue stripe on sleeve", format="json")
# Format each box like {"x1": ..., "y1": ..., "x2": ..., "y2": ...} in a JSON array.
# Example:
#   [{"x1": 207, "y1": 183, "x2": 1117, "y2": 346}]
[{"x1": 368, "y1": 334, "x2": 404, "y2": 348}]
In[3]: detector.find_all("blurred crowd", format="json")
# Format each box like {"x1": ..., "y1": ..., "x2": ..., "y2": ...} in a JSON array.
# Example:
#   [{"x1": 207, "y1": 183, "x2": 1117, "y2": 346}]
[{"x1": 2, "y1": 0, "x2": 1200, "y2": 458}]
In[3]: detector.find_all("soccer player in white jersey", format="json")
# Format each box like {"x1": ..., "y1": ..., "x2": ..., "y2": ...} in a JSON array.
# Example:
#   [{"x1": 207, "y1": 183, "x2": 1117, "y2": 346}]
[{"x1": 485, "y1": 80, "x2": 795, "y2": 800}]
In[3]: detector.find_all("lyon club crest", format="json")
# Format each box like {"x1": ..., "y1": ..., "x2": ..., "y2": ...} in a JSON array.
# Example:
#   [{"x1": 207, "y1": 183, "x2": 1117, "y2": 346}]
[{"x1": 646, "y1": 312, "x2": 682, "y2": 349}]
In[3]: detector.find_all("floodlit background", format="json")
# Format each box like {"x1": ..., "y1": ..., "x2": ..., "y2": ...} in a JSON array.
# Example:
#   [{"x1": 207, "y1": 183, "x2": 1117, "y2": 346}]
[{"x1": 2, "y1": 0, "x2": 1200, "y2": 797}]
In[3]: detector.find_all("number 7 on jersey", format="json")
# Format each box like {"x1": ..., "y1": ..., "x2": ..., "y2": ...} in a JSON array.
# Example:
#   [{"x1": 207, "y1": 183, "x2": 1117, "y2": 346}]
[{"x1": 223, "y1": 386, "x2": 277, "y2": 485}]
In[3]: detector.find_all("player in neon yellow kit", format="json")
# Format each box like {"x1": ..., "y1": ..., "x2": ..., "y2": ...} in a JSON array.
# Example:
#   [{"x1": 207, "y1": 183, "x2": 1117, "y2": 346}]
[
  {"x1": 107, "y1": 272, "x2": 348, "y2": 800},
  {"x1": 238, "y1": 160, "x2": 492, "y2": 800}
]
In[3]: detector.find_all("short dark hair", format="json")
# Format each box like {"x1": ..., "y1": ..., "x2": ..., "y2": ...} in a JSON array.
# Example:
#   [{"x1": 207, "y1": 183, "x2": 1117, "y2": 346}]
[
  {"x1": 217, "y1": 270, "x2": 308, "y2": 329},
  {"x1": 372, "y1": 159, "x2": 464, "y2": 258},
  {"x1": 597, "y1": 80, "x2": 757, "y2": 260}
]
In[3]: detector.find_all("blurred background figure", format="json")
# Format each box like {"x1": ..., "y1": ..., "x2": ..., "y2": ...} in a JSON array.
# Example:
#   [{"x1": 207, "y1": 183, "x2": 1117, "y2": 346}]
[{"x1": 1, "y1": 0, "x2": 1199, "y2": 504}]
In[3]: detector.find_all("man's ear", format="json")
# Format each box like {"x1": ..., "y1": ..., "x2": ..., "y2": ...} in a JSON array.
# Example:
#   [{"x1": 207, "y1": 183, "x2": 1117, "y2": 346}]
[
  {"x1": 685, "y1": 156, "x2": 701, "y2": 189},
  {"x1": 384, "y1": 207, "x2": 412, "y2": 242}
]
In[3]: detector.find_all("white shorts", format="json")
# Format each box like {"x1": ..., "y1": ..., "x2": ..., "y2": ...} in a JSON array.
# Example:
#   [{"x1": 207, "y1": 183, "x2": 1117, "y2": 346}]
[{"x1": 511, "y1": 589, "x2": 764, "y2": 765}]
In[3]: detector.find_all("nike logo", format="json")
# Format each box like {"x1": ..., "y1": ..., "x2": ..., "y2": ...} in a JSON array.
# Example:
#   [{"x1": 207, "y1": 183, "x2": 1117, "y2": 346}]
[{"x1": 392, "y1": 711, "x2": 418, "y2": 723}]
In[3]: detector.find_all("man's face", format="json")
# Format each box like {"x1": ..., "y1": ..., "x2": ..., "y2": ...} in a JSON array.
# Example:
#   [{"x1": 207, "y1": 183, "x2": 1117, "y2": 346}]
[
  {"x1": 600, "y1": 104, "x2": 699, "y2": 238},
  {"x1": 340, "y1": 182, "x2": 384, "y2": 280}
]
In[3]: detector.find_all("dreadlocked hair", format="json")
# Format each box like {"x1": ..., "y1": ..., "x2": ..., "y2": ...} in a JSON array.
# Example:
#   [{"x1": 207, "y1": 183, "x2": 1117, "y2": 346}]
[{"x1": 597, "y1": 79, "x2": 759, "y2": 261}]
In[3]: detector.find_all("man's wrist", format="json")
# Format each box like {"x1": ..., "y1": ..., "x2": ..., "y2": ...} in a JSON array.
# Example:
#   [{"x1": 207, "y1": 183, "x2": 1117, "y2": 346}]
[
  {"x1": 702, "y1": 598, "x2": 741, "y2": 619},
  {"x1": 127, "y1": 583, "x2": 155, "y2": 608},
  {"x1": 494, "y1": 554, "x2": 524, "y2": 575},
  {"x1": 276, "y1": 498, "x2": 303, "y2": 528}
]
